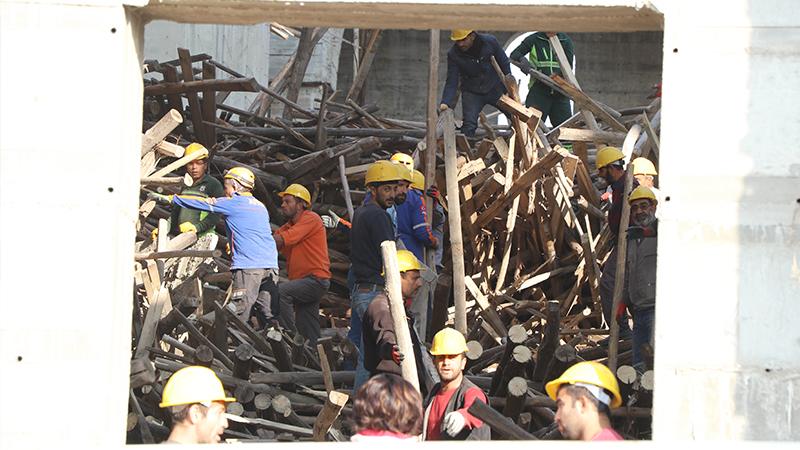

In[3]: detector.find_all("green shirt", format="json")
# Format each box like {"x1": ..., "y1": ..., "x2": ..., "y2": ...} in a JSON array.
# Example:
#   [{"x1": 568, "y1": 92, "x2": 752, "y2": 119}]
[{"x1": 169, "y1": 173, "x2": 224, "y2": 235}]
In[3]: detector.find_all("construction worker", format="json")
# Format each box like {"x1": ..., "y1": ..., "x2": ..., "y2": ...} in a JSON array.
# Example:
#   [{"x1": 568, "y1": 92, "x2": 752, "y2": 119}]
[
  {"x1": 150, "y1": 143, "x2": 223, "y2": 240},
  {"x1": 625, "y1": 186, "x2": 658, "y2": 372},
  {"x1": 440, "y1": 30, "x2": 511, "y2": 137},
  {"x1": 510, "y1": 32, "x2": 574, "y2": 127},
  {"x1": 545, "y1": 361, "x2": 623, "y2": 441},
  {"x1": 595, "y1": 147, "x2": 634, "y2": 339},
  {"x1": 361, "y1": 250, "x2": 425, "y2": 386},
  {"x1": 274, "y1": 183, "x2": 330, "y2": 345},
  {"x1": 631, "y1": 156, "x2": 663, "y2": 217},
  {"x1": 350, "y1": 160, "x2": 404, "y2": 389},
  {"x1": 351, "y1": 374, "x2": 423, "y2": 442},
  {"x1": 423, "y1": 328, "x2": 489, "y2": 441},
  {"x1": 399, "y1": 169, "x2": 439, "y2": 339},
  {"x1": 152, "y1": 167, "x2": 280, "y2": 328},
  {"x1": 159, "y1": 366, "x2": 235, "y2": 444}
]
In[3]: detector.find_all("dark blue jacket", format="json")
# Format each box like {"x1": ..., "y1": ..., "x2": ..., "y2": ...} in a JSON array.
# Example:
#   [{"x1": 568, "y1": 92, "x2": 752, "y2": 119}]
[
  {"x1": 396, "y1": 189, "x2": 436, "y2": 261},
  {"x1": 441, "y1": 33, "x2": 511, "y2": 107}
]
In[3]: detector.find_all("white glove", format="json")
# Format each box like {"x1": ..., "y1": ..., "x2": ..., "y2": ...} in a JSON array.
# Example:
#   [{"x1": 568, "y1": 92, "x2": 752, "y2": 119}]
[
  {"x1": 321, "y1": 209, "x2": 341, "y2": 229},
  {"x1": 442, "y1": 411, "x2": 466, "y2": 437}
]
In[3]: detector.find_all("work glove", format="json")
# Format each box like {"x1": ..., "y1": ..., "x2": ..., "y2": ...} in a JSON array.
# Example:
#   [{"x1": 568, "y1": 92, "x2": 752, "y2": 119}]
[
  {"x1": 426, "y1": 186, "x2": 440, "y2": 200},
  {"x1": 391, "y1": 345, "x2": 404, "y2": 365},
  {"x1": 442, "y1": 411, "x2": 467, "y2": 437},
  {"x1": 178, "y1": 222, "x2": 197, "y2": 234},
  {"x1": 516, "y1": 58, "x2": 533, "y2": 75},
  {"x1": 147, "y1": 192, "x2": 173, "y2": 204},
  {"x1": 439, "y1": 103, "x2": 449, "y2": 112},
  {"x1": 321, "y1": 209, "x2": 341, "y2": 229},
  {"x1": 225, "y1": 242, "x2": 231, "y2": 256},
  {"x1": 150, "y1": 228, "x2": 159, "y2": 242}
]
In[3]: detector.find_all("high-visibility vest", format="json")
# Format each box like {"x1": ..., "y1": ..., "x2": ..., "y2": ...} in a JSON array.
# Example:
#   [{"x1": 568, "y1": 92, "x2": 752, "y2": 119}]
[{"x1": 528, "y1": 42, "x2": 561, "y2": 87}]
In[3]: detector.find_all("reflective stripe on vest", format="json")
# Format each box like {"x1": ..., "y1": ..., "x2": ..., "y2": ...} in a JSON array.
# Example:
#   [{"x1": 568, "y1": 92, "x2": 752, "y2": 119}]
[{"x1": 528, "y1": 40, "x2": 560, "y2": 88}]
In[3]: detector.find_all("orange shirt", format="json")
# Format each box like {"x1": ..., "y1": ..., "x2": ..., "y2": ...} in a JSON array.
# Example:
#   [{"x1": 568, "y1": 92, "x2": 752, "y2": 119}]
[{"x1": 275, "y1": 210, "x2": 331, "y2": 280}]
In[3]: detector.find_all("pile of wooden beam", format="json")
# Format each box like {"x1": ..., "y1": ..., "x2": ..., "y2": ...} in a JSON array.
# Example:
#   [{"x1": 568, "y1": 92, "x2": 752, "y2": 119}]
[{"x1": 130, "y1": 33, "x2": 661, "y2": 443}]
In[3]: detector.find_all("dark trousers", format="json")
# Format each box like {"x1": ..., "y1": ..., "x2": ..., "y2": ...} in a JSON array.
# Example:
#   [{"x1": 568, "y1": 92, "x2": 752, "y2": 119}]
[
  {"x1": 278, "y1": 276, "x2": 330, "y2": 345},
  {"x1": 231, "y1": 268, "x2": 280, "y2": 329},
  {"x1": 461, "y1": 85, "x2": 505, "y2": 137},
  {"x1": 526, "y1": 85, "x2": 572, "y2": 127},
  {"x1": 599, "y1": 248, "x2": 631, "y2": 335}
]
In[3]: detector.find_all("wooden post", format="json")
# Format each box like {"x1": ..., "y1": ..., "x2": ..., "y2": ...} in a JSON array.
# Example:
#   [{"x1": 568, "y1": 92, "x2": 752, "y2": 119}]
[
  {"x1": 494, "y1": 133, "x2": 520, "y2": 294},
  {"x1": 177, "y1": 48, "x2": 207, "y2": 146},
  {"x1": 608, "y1": 124, "x2": 642, "y2": 372},
  {"x1": 346, "y1": 30, "x2": 381, "y2": 102},
  {"x1": 338, "y1": 156, "x2": 354, "y2": 219},
  {"x1": 425, "y1": 28, "x2": 440, "y2": 227},
  {"x1": 311, "y1": 391, "x2": 349, "y2": 441},
  {"x1": 316, "y1": 343, "x2": 335, "y2": 393},
  {"x1": 233, "y1": 343, "x2": 255, "y2": 380},
  {"x1": 267, "y1": 329, "x2": 294, "y2": 372},
  {"x1": 533, "y1": 300, "x2": 561, "y2": 382},
  {"x1": 284, "y1": 28, "x2": 328, "y2": 119},
  {"x1": 442, "y1": 110, "x2": 467, "y2": 334},
  {"x1": 380, "y1": 240, "x2": 420, "y2": 392},
  {"x1": 503, "y1": 377, "x2": 529, "y2": 419},
  {"x1": 201, "y1": 61, "x2": 217, "y2": 149}
]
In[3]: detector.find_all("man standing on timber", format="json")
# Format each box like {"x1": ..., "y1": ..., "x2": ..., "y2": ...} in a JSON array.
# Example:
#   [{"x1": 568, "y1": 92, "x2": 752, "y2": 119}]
[
  {"x1": 159, "y1": 366, "x2": 235, "y2": 444},
  {"x1": 510, "y1": 32, "x2": 574, "y2": 127},
  {"x1": 440, "y1": 30, "x2": 511, "y2": 137},
  {"x1": 361, "y1": 250, "x2": 425, "y2": 384},
  {"x1": 595, "y1": 146, "x2": 634, "y2": 339},
  {"x1": 152, "y1": 166, "x2": 280, "y2": 328},
  {"x1": 350, "y1": 160, "x2": 404, "y2": 389},
  {"x1": 546, "y1": 362, "x2": 623, "y2": 441},
  {"x1": 624, "y1": 186, "x2": 658, "y2": 372},
  {"x1": 274, "y1": 183, "x2": 330, "y2": 346},
  {"x1": 423, "y1": 328, "x2": 489, "y2": 441}
]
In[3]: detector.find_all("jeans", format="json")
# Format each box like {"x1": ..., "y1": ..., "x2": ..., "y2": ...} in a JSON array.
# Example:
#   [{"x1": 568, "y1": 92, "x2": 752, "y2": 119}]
[
  {"x1": 350, "y1": 284, "x2": 384, "y2": 392},
  {"x1": 631, "y1": 307, "x2": 655, "y2": 371},
  {"x1": 461, "y1": 85, "x2": 505, "y2": 137},
  {"x1": 278, "y1": 276, "x2": 330, "y2": 345}
]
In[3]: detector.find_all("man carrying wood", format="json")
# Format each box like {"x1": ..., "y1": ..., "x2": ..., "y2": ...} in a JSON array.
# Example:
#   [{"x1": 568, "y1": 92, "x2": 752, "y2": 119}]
[
  {"x1": 152, "y1": 166, "x2": 280, "y2": 328},
  {"x1": 159, "y1": 365, "x2": 235, "y2": 444},
  {"x1": 274, "y1": 183, "x2": 330, "y2": 346},
  {"x1": 440, "y1": 30, "x2": 511, "y2": 137},
  {"x1": 596, "y1": 146, "x2": 634, "y2": 340},
  {"x1": 350, "y1": 160, "x2": 404, "y2": 389},
  {"x1": 423, "y1": 328, "x2": 490, "y2": 441},
  {"x1": 361, "y1": 250, "x2": 425, "y2": 385},
  {"x1": 624, "y1": 186, "x2": 658, "y2": 373},
  {"x1": 510, "y1": 32, "x2": 574, "y2": 127},
  {"x1": 545, "y1": 362, "x2": 623, "y2": 441}
]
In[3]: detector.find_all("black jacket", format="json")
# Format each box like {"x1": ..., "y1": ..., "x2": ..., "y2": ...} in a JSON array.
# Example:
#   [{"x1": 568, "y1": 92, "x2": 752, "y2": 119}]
[
  {"x1": 441, "y1": 33, "x2": 511, "y2": 107},
  {"x1": 423, "y1": 378, "x2": 491, "y2": 440}
]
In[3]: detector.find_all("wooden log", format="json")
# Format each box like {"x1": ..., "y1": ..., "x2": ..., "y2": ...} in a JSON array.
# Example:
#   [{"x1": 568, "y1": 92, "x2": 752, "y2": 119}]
[
  {"x1": 144, "y1": 77, "x2": 260, "y2": 96},
  {"x1": 134, "y1": 249, "x2": 219, "y2": 261},
  {"x1": 271, "y1": 395, "x2": 310, "y2": 429},
  {"x1": 161, "y1": 65, "x2": 184, "y2": 118},
  {"x1": 213, "y1": 301, "x2": 271, "y2": 355},
  {"x1": 141, "y1": 109, "x2": 183, "y2": 156},
  {"x1": 226, "y1": 414, "x2": 313, "y2": 437},
  {"x1": 233, "y1": 343, "x2": 255, "y2": 380},
  {"x1": 380, "y1": 241, "x2": 420, "y2": 391},
  {"x1": 172, "y1": 309, "x2": 235, "y2": 370},
  {"x1": 212, "y1": 155, "x2": 285, "y2": 191},
  {"x1": 312, "y1": 391, "x2": 349, "y2": 441},
  {"x1": 496, "y1": 345, "x2": 532, "y2": 397},
  {"x1": 316, "y1": 344, "x2": 335, "y2": 393},
  {"x1": 494, "y1": 132, "x2": 520, "y2": 294},
  {"x1": 555, "y1": 127, "x2": 626, "y2": 145},
  {"x1": 284, "y1": 27, "x2": 328, "y2": 119},
  {"x1": 488, "y1": 394, "x2": 556, "y2": 410},
  {"x1": 442, "y1": 110, "x2": 467, "y2": 334},
  {"x1": 425, "y1": 28, "x2": 440, "y2": 230},
  {"x1": 134, "y1": 263, "x2": 171, "y2": 359},
  {"x1": 463, "y1": 277, "x2": 507, "y2": 340},
  {"x1": 532, "y1": 301, "x2": 560, "y2": 382},
  {"x1": 503, "y1": 377, "x2": 529, "y2": 419},
  {"x1": 549, "y1": 75, "x2": 627, "y2": 132},
  {"x1": 140, "y1": 175, "x2": 190, "y2": 187},
  {"x1": 177, "y1": 48, "x2": 209, "y2": 146},
  {"x1": 193, "y1": 344, "x2": 214, "y2": 367},
  {"x1": 250, "y1": 371, "x2": 355, "y2": 386},
  {"x1": 346, "y1": 30, "x2": 381, "y2": 101},
  {"x1": 466, "y1": 340, "x2": 483, "y2": 361},
  {"x1": 338, "y1": 156, "x2": 355, "y2": 219},
  {"x1": 489, "y1": 324, "x2": 527, "y2": 394},
  {"x1": 129, "y1": 389, "x2": 155, "y2": 444},
  {"x1": 150, "y1": 146, "x2": 209, "y2": 179},
  {"x1": 543, "y1": 344, "x2": 578, "y2": 384},
  {"x1": 467, "y1": 399, "x2": 537, "y2": 440},
  {"x1": 267, "y1": 329, "x2": 294, "y2": 372},
  {"x1": 201, "y1": 62, "x2": 218, "y2": 148}
]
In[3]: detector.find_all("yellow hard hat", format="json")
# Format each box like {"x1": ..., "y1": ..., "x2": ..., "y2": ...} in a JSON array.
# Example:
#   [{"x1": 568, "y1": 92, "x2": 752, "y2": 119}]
[
  {"x1": 545, "y1": 361, "x2": 622, "y2": 408},
  {"x1": 397, "y1": 249, "x2": 422, "y2": 273},
  {"x1": 595, "y1": 146, "x2": 625, "y2": 170},
  {"x1": 159, "y1": 366, "x2": 235, "y2": 408},
  {"x1": 278, "y1": 183, "x2": 311, "y2": 205},
  {"x1": 224, "y1": 166, "x2": 255, "y2": 189},
  {"x1": 390, "y1": 152, "x2": 414, "y2": 170},
  {"x1": 392, "y1": 162, "x2": 414, "y2": 183},
  {"x1": 450, "y1": 29, "x2": 474, "y2": 41},
  {"x1": 411, "y1": 170, "x2": 425, "y2": 191},
  {"x1": 365, "y1": 160, "x2": 403, "y2": 185},
  {"x1": 628, "y1": 185, "x2": 657, "y2": 204},
  {"x1": 632, "y1": 157, "x2": 658, "y2": 176},
  {"x1": 184, "y1": 142, "x2": 208, "y2": 160},
  {"x1": 430, "y1": 327, "x2": 469, "y2": 356}
]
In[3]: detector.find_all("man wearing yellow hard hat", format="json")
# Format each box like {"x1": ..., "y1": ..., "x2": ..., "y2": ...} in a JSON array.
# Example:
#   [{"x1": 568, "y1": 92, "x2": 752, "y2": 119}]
[
  {"x1": 546, "y1": 361, "x2": 623, "y2": 440},
  {"x1": 152, "y1": 166, "x2": 280, "y2": 329},
  {"x1": 160, "y1": 366, "x2": 235, "y2": 444},
  {"x1": 440, "y1": 29, "x2": 511, "y2": 137},
  {"x1": 422, "y1": 328, "x2": 489, "y2": 441},
  {"x1": 274, "y1": 183, "x2": 330, "y2": 345},
  {"x1": 625, "y1": 185, "x2": 658, "y2": 372},
  {"x1": 631, "y1": 156, "x2": 662, "y2": 218}
]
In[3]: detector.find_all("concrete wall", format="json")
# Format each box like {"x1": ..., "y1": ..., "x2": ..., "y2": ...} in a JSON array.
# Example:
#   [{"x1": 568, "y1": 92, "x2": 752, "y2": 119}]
[{"x1": 337, "y1": 30, "x2": 662, "y2": 121}]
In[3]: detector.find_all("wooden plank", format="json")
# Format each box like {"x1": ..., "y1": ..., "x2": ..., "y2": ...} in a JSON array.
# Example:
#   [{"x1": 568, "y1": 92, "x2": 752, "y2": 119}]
[
  {"x1": 550, "y1": 75, "x2": 627, "y2": 132},
  {"x1": 494, "y1": 132, "x2": 519, "y2": 294},
  {"x1": 150, "y1": 146, "x2": 209, "y2": 178},
  {"x1": 463, "y1": 276, "x2": 507, "y2": 339},
  {"x1": 346, "y1": 30, "x2": 381, "y2": 101},
  {"x1": 201, "y1": 62, "x2": 217, "y2": 149},
  {"x1": 177, "y1": 48, "x2": 208, "y2": 146},
  {"x1": 381, "y1": 241, "x2": 420, "y2": 392},
  {"x1": 141, "y1": 109, "x2": 183, "y2": 156},
  {"x1": 556, "y1": 127, "x2": 626, "y2": 145},
  {"x1": 316, "y1": 344, "x2": 335, "y2": 394},
  {"x1": 312, "y1": 391, "x2": 349, "y2": 441},
  {"x1": 496, "y1": 94, "x2": 542, "y2": 122},
  {"x1": 442, "y1": 109, "x2": 467, "y2": 334}
]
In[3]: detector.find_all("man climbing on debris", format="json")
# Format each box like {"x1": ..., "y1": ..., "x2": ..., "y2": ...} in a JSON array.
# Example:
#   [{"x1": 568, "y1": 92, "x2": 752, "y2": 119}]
[
  {"x1": 151, "y1": 166, "x2": 280, "y2": 329},
  {"x1": 510, "y1": 32, "x2": 574, "y2": 127},
  {"x1": 274, "y1": 183, "x2": 330, "y2": 346},
  {"x1": 361, "y1": 250, "x2": 425, "y2": 386},
  {"x1": 595, "y1": 146, "x2": 634, "y2": 340},
  {"x1": 546, "y1": 362, "x2": 623, "y2": 441},
  {"x1": 624, "y1": 186, "x2": 658, "y2": 373},
  {"x1": 440, "y1": 30, "x2": 511, "y2": 137},
  {"x1": 159, "y1": 365, "x2": 235, "y2": 444},
  {"x1": 423, "y1": 328, "x2": 489, "y2": 441},
  {"x1": 350, "y1": 160, "x2": 404, "y2": 389}
]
